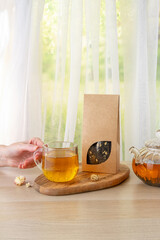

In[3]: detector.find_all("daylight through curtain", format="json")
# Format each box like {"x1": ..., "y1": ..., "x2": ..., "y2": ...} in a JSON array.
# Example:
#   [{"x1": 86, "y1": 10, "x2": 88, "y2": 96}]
[
  {"x1": 0, "y1": 0, "x2": 44, "y2": 145},
  {"x1": 0, "y1": 0, "x2": 159, "y2": 161}
]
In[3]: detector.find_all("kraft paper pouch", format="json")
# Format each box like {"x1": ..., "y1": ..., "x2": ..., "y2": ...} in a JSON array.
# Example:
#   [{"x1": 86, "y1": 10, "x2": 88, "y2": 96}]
[{"x1": 82, "y1": 94, "x2": 120, "y2": 174}]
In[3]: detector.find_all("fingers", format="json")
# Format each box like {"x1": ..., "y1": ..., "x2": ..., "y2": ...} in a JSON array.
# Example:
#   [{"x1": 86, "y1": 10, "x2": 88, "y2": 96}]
[
  {"x1": 17, "y1": 138, "x2": 43, "y2": 169},
  {"x1": 18, "y1": 157, "x2": 36, "y2": 169},
  {"x1": 29, "y1": 137, "x2": 44, "y2": 148},
  {"x1": 19, "y1": 144, "x2": 38, "y2": 153},
  {"x1": 18, "y1": 152, "x2": 42, "y2": 169}
]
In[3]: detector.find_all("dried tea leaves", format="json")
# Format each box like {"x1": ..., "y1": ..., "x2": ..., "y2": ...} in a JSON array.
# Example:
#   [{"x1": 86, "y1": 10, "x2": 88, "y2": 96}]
[{"x1": 87, "y1": 141, "x2": 111, "y2": 165}]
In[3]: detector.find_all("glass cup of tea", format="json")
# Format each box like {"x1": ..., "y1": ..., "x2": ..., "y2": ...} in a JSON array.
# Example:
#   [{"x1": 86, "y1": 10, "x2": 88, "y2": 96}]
[{"x1": 33, "y1": 141, "x2": 79, "y2": 182}]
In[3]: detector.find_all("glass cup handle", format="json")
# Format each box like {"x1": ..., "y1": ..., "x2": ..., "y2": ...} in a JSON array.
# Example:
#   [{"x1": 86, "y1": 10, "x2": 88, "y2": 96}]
[{"x1": 33, "y1": 148, "x2": 43, "y2": 171}]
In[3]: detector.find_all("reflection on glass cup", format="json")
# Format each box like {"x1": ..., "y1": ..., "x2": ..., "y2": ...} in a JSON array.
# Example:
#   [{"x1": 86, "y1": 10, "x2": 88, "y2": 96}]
[{"x1": 33, "y1": 141, "x2": 79, "y2": 182}]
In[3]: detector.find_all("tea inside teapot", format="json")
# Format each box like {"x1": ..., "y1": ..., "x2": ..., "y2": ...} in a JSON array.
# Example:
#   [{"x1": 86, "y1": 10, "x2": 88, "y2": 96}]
[{"x1": 130, "y1": 130, "x2": 160, "y2": 187}]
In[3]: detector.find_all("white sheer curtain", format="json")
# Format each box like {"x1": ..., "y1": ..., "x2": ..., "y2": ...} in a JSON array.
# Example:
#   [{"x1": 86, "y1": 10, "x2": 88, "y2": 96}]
[
  {"x1": 0, "y1": 0, "x2": 159, "y2": 162},
  {"x1": 105, "y1": 0, "x2": 119, "y2": 94},
  {"x1": 85, "y1": 0, "x2": 100, "y2": 93},
  {"x1": 43, "y1": 0, "x2": 159, "y2": 161},
  {"x1": 120, "y1": 0, "x2": 159, "y2": 160},
  {"x1": 0, "y1": 0, "x2": 44, "y2": 145},
  {"x1": 64, "y1": 0, "x2": 83, "y2": 142}
]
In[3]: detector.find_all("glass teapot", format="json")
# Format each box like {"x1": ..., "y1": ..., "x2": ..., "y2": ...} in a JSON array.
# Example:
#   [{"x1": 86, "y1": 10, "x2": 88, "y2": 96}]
[{"x1": 129, "y1": 130, "x2": 160, "y2": 187}]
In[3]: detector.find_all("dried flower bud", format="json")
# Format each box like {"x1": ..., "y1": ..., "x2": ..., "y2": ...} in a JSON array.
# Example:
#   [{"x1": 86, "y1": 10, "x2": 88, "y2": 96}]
[
  {"x1": 14, "y1": 176, "x2": 26, "y2": 186},
  {"x1": 26, "y1": 182, "x2": 31, "y2": 188},
  {"x1": 90, "y1": 174, "x2": 99, "y2": 182}
]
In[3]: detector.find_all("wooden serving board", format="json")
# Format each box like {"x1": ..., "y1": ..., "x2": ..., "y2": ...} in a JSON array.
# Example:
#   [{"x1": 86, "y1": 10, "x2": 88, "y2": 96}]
[{"x1": 33, "y1": 164, "x2": 130, "y2": 196}]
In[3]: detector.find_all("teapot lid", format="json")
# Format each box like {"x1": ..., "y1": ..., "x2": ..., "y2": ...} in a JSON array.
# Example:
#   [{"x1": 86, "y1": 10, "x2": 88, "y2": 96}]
[{"x1": 145, "y1": 130, "x2": 160, "y2": 149}]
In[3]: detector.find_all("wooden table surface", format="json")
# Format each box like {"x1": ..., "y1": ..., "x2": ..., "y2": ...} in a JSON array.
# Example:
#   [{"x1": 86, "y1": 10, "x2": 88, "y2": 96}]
[{"x1": 0, "y1": 161, "x2": 160, "y2": 240}]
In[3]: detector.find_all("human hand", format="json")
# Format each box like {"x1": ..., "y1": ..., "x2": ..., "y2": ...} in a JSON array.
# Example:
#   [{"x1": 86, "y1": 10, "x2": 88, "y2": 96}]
[{"x1": 4, "y1": 137, "x2": 43, "y2": 169}]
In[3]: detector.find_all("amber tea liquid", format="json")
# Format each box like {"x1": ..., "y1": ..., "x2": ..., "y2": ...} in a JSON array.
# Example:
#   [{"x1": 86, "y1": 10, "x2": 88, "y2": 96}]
[
  {"x1": 132, "y1": 158, "x2": 160, "y2": 186},
  {"x1": 42, "y1": 149, "x2": 79, "y2": 182}
]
